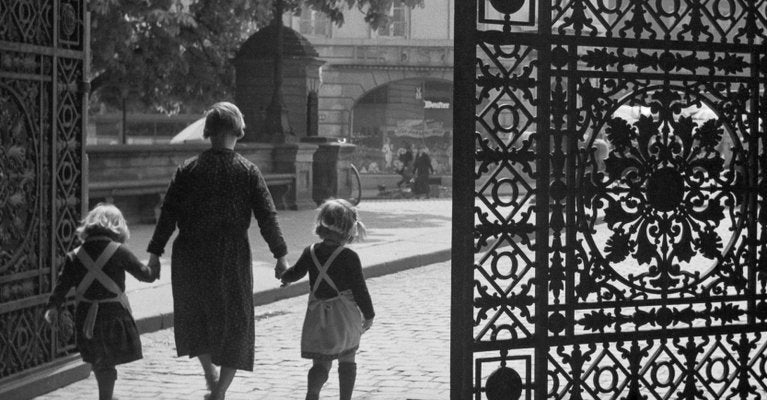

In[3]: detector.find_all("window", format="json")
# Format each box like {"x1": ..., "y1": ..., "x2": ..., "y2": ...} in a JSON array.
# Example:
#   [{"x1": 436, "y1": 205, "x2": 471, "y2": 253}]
[
  {"x1": 299, "y1": 6, "x2": 330, "y2": 37},
  {"x1": 377, "y1": 1, "x2": 408, "y2": 38}
]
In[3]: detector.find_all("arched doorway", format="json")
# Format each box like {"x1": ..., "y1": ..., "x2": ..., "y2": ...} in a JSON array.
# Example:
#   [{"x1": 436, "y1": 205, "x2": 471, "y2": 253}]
[{"x1": 350, "y1": 79, "x2": 453, "y2": 177}]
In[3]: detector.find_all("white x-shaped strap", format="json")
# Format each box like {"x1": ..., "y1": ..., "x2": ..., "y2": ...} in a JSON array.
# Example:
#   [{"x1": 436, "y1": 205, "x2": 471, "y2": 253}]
[
  {"x1": 73, "y1": 241, "x2": 131, "y2": 339},
  {"x1": 75, "y1": 242, "x2": 122, "y2": 297},
  {"x1": 309, "y1": 244, "x2": 346, "y2": 296}
]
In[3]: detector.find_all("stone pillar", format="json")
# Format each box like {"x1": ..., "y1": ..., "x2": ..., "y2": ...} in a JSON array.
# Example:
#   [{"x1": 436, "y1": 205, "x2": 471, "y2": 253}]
[
  {"x1": 272, "y1": 143, "x2": 318, "y2": 209},
  {"x1": 312, "y1": 141, "x2": 357, "y2": 205}
]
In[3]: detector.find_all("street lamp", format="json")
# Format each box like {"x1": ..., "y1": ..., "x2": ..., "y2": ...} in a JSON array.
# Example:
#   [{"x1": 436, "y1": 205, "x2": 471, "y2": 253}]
[
  {"x1": 306, "y1": 66, "x2": 322, "y2": 138},
  {"x1": 265, "y1": 0, "x2": 295, "y2": 143},
  {"x1": 97, "y1": 84, "x2": 138, "y2": 145}
]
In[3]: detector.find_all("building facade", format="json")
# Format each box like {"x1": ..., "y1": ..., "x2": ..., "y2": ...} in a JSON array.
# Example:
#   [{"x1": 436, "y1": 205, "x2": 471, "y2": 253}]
[{"x1": 284, "y1": 1, "x2": 455, "y2": 175}]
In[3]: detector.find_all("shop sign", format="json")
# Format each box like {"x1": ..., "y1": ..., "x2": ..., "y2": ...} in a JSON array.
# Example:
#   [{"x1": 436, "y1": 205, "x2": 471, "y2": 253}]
[
  {"x1": 424, "y1": 100, "x2": 450, "y2": 109},
  {"x1": 393, "y1": 119, "x2": 449, "y2": 137}
]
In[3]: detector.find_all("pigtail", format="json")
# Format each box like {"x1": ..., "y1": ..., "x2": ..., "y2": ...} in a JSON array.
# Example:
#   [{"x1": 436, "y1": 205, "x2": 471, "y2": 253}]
[
  {"x1": 315, "y1": 198, "x2": 367, "y2": 244},
  {"x1": 354, "y1": 220, "x2": 367, "y2": 242}
]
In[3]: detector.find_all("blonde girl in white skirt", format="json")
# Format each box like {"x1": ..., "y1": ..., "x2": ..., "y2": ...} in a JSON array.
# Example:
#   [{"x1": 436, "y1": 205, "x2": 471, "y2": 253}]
[{"x1": 280, "y1": 199, "x2": 375, "y2": 400}]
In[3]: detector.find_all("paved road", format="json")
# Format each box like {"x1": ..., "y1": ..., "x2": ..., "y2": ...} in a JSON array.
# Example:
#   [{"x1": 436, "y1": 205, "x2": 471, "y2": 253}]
[{"x1": 37, "y1": 262, "x2": 451, "y2": 400}]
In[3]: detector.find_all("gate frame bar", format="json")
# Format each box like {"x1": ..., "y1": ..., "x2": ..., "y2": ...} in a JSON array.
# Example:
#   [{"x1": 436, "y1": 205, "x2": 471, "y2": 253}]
[{"x1": 450, "y1": 0, "x2": 476, "y2": 398}]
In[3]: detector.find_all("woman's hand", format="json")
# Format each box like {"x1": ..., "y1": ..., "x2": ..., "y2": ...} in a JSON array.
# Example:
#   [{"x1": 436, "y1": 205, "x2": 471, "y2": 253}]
[
  {"x1": 44, "y1": 308, "x2": 58, "y2": 325},
  {"x1": 362, "y1": 317, "x2": 374, "y2": 333},
  {"x1": 274, "y1": 256, "x2": 288, "y2": 279},
  {"x1": 148, "y1": 253, "x2": 162, "y2": 280}
]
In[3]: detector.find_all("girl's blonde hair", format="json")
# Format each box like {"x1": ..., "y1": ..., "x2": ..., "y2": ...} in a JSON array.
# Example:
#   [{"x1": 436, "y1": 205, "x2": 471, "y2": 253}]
[
  {"x1": 76, "y1": 203, "x2": 130, "y2": 243},
  {"x1": 315, "y1": 199, "x2": 366, "y2": 244}
]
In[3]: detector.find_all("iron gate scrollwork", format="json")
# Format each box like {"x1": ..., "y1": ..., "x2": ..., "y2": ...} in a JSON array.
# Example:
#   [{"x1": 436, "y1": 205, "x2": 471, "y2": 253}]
[
  {"x1": 0, "y1": 0, "x2": 86, "y2": 382},
  {"x1": 453, "y1": 1, "x2": 767, "y2": 399}
]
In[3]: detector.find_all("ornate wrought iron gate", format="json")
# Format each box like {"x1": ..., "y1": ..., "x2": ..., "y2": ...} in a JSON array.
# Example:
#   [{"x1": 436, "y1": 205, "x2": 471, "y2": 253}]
[
  {"x1": 0, "y1": 0, "x2": 87, "y2": 383},
  {"x1": 453, "y1": 1, "x2": 767, "y2": 399}
]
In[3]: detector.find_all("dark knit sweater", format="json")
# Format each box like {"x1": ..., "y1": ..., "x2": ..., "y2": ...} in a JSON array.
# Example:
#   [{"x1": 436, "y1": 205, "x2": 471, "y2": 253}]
[
  {"x1": 281, "y1": 242, "x2": 375, "y2": 320},
  {"x1": 48, "y1": 238, "x2": 156, "y2": 308}
]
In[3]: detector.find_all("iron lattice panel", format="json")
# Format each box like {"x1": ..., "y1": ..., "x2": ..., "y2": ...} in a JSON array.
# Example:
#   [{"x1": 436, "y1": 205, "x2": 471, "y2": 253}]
[
  {"x1": 462, "y1": 1, "x2": 767, "y2": 399},
  {"x1": 0, "y1": 0, "x2": 84, "y2": 380}
]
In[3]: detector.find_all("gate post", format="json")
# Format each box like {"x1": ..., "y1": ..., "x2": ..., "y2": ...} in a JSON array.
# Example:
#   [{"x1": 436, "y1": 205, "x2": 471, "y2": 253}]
[
  {"x1": 456, "y1": 1, "x2": 767, "y2": 399},
  {"x1": 0, "y1": 1, "x2": 91, "y2": 398},
  {"x1": 451, "y1": 0, "x2": 476, "y2": 399}
]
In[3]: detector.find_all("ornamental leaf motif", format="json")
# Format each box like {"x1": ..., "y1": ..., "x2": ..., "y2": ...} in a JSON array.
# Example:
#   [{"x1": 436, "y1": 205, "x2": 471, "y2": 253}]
[
  {"x1": 580, "y1": 310, "x2": 614, "y2": 332},
  {"x1": 696, "y1": 119, "x2": 724, "y2": 150},
  {"x1": 604, "y1": 231, "x2": 632, "y2": 263},
  {"x1": 605, "y1": 117, "x2": 633, "y2": 149},
  {"x1": 695, "y1": 227, "x2": 723, "y2": 260},
  {"x1": 584, "y1": 90, "x2": 736, "y2": 293}
]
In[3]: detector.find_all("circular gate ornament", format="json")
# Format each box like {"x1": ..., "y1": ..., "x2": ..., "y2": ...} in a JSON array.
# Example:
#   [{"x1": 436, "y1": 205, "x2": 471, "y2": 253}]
[
  {"x1": 485, "y1": 366, "x2": 522, "y2": 400},
  {"x1": 646, "y1": 168, "x2": 684, "y2": 212},
  {"x1": 0, "y1": 86, "x2": 37, "y2": 274},
  {"x1": 489, "y1": 0, "x2": 526, "y2": 14},
  {"x1": 60, "y1": 4, "x2": 77, "y2": 37},
  {"x1": 581, "y1": 89, "x2": 743, "y2": 293}
]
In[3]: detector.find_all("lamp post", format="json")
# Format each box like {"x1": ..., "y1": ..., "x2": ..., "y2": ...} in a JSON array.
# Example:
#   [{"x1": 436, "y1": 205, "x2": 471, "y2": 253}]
[
  {"x1": 265, "y1": 0, "x2": 295, "y2": 143},
  {"x1": 99, "y1": 84, "x2": 136, "y2": 145}
]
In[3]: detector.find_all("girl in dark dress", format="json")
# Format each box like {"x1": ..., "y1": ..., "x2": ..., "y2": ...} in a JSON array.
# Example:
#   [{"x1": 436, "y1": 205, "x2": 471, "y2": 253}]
[
  {"x1": 45, "y1": 204, "x2": 159, "y2": 400},
  {"x1": 280, "y1": 199, "x2": 375, "y2": 400},
  {"x1": 147, "y1": 102, "x2": 289, "y2": 400}
]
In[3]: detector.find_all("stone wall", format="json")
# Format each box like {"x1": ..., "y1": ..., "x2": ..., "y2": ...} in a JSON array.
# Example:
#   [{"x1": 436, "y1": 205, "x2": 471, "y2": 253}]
[{"x1": 87, "y1": 143, "x2": 281, "y2": 223}]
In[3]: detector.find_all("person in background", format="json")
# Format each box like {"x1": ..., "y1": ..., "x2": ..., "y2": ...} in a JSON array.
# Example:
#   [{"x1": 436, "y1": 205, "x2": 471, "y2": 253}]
[
  {"x1": 412, "y1": 146, "x2": 434, "y2": 198},
  {"x1": 396, "y1": 144, "x2": 414, "y2": 189}
]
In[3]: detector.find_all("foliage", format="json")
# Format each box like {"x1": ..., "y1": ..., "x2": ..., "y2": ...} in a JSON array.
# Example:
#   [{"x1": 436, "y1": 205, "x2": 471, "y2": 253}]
[
  {"x1": 298, "y1": 0, "x2": 423, "y2": 28},
  {"x1": 88, "y1": 0, "x2": 423, "y2": 114}
]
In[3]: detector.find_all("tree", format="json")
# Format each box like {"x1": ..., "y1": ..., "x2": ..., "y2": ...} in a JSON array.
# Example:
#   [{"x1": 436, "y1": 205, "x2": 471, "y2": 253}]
[{"x1": 88, "y1": 0, "x2": 423, "y2": 114}]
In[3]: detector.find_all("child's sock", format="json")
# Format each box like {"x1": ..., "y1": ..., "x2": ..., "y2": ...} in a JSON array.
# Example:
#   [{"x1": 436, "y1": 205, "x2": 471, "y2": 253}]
[
  {"x1": 93, "y1": 366, "x2": 117, "y2": 400},
  {"x1": 338, "y1": 362, "x2": 357, "y2": 400},
  {"x1": 306, "y1": 364, "x2": 329, "y2": 400}
]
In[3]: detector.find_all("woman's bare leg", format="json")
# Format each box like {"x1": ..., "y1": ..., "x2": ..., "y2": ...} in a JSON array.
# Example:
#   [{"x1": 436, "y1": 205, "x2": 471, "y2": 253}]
[
  {"x1": 198, "y1": 354, "x2": 235, "y2": 400},
  {"x1": 210, "y1": 367, "x2": 236, "y2": 400},
  {"x1": 198, "y1": 354, "x2": 219, "y2": 391}
]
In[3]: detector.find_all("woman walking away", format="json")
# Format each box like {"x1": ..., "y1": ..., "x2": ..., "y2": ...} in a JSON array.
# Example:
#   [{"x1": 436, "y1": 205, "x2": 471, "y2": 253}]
[
  {"x1": 147, "y1": 102, "x2": 289, "y2": 400},
  {"x1": 280, "y1": 199, "x2": 375, "y2": 400},
  {"x1": 412, "y1": 146, "x2": 434, "y2": 198},
  {"x1": 45, "y1": 204, "x2": 160, "y2": 400}
]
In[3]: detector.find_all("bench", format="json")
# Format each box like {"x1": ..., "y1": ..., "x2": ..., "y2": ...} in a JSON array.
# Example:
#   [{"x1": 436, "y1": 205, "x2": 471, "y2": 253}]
[{"x1": 89, "y1": 173, "x2": 297, "y2": 219}]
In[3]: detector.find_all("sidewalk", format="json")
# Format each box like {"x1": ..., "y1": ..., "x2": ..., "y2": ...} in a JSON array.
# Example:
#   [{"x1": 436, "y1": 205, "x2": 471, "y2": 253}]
[{"x1": 123, "y1": 198, "x2": 452, "y2": 333}]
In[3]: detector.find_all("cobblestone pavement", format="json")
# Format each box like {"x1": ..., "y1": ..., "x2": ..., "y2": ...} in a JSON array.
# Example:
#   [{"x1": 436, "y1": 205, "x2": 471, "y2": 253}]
[{"x1": 36, "y1": 262, "x2": 450, "y2": 400}]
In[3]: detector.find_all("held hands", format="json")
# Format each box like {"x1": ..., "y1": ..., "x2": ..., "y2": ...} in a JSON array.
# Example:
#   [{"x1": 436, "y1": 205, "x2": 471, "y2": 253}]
[
  {"x1": 148, "y1": 253, "x2": 162, "y2": 280},
  {"x1": 274, "y1": 256, "x2": 289, "y2": 280},
  {"x1": 44, "y1": 307, "x2": 58, "y2": 325},
  {"x1": 362, "y1": 317, "x2": 374, "y2": 333}
]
